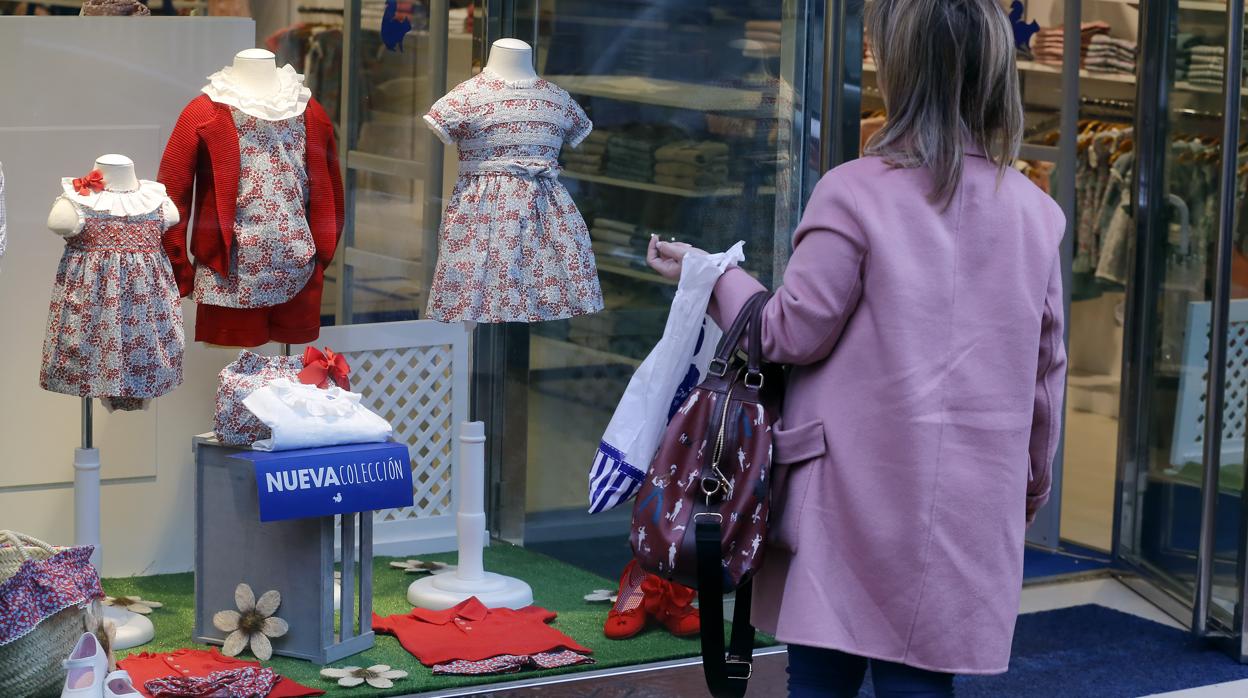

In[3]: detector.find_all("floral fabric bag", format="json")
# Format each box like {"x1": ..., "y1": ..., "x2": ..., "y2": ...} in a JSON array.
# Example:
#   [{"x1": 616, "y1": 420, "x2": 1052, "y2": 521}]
[{"x1": 214, "y1": 348, "x2": 350, "y2": 446}]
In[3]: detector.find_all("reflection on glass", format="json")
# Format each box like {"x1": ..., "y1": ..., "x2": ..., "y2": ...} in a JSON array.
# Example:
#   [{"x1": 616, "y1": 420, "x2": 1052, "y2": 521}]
[
  {"x1": 1117, "y1": 6, "x2": 1244, "y2": 626},
  {"x1": 336, "y1": 3, "x2": 474, "y2": 324},
  {"x1": 512, "y1": 0, "x2": 803, "y2": 566}
]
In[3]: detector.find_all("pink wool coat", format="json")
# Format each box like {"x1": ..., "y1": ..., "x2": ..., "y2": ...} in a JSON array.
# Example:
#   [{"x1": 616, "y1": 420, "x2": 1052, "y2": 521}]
[{"x1": 709, "y1": 147, "x2": 1067, "y2": 674}]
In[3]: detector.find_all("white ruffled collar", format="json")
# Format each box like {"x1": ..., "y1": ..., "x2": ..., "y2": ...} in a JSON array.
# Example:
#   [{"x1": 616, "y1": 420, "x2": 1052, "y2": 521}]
[
  {"x1": 201, "y1": 63, "x2": 311, "y2": 121},
  {"x1": 60, "y1": 178, "x2": 167, "y2": 216}
]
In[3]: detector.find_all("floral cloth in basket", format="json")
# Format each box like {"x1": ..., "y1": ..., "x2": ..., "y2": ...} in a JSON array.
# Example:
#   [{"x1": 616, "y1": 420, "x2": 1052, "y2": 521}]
[{"x1": 0, "y1": 545, "x2": 102, "y2": 646}]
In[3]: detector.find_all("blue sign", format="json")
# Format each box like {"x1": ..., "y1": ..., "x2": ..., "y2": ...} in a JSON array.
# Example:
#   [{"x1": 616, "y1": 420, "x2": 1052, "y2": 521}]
[{"x1": 231, "y1": 442, "x2": 414, "y2": 522}]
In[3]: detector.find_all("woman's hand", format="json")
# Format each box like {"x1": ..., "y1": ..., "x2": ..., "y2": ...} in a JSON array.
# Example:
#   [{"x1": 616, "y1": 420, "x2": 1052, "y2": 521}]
[{"x1": 646, "y1": 235, "x2": 704, "y2": 281}]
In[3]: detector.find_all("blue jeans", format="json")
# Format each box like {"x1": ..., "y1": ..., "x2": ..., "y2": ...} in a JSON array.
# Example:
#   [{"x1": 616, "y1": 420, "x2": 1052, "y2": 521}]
[{"x1": 787, "y1": 645, "x2": 956, "y2": 697}]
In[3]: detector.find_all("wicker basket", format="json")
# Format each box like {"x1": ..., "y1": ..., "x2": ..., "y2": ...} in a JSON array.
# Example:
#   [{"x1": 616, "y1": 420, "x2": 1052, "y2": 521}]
[{"x1": 0, "y1": 531, "x2": 93, "y2": 698}]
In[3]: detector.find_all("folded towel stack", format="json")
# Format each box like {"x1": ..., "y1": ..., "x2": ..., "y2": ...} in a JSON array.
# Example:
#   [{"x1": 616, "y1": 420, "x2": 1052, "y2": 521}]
[
  {"x1": 653, "y1": 141, "x2": 731, "y2": 190},
  {"x1": 588, "y1": 217, "x2": 678, "y2": 270},
  {"x1": 562, "y1": 130, "x2": 608, "y2": 174},
  {"x1": 1187, "y1": 45, "x2": 1226, "y2": 87},
  {"x1": 1031, "y1": 22, "x2": 1110, "y2": 66},
  {"x1": 1085, "y1": 35, "x2": 1137, "y2": 75},
  {"x1": 744, "y1": 20, "x2": 781, "y2": 59},
  {"x1": 606, "y1": 134, "x2": 660, "y2": 182}
]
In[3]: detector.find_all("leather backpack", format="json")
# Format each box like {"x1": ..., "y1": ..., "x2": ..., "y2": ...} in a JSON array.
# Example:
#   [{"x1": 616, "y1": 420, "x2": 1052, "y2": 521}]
[{"x1": 631, "y1": 291, "x2": 781, "y2": 697}]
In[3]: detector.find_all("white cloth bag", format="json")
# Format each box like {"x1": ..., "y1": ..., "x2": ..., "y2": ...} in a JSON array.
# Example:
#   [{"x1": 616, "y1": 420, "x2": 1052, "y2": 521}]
[
  {"x1": 242, "y1": 378, "x2": 394, "y2": 451},
  {"x1": 587, "y1": 241, "x2": 746, "y2": 513}
]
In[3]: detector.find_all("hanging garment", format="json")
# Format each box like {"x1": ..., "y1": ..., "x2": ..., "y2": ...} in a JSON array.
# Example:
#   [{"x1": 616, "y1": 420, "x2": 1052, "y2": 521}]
[
  {"x1": 159, "y1": 65, "x2": 343, "y2": 347},
  {"x1": 40, "y1": 181, "x2": 184, "y2": 410},
  {"x1": 372, "y1": 597, "x2": 592, "y2": 667},
  {"x1": 118, "y1": 649, "x2": 323, "y2": 698},
  {"x1": 80, "y1": 0, "x2": 151, "y2": 15},
  {"x1": 422, "y1": 70, "x2": 603, "y2": 323}
]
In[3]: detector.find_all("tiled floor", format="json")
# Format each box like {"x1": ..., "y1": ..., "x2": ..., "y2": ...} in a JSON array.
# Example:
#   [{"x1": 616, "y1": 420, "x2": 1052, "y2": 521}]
[{"x1": 417, "y1": 577, "x2": 1247, "y2": 697}]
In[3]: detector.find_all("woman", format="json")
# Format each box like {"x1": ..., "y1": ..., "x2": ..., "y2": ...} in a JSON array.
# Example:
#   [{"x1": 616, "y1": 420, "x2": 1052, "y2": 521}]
[{"x1": 646, "y1": 0, "x2": 1066, "y2": 695}]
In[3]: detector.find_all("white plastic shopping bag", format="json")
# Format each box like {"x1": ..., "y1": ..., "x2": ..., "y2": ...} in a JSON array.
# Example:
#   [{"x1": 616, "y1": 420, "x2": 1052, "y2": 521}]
[
  {"x1": 587, "y1": 241, "x2": 746, "y2": 513},
  {"x1": 242, "y1": 378, "x2": 394, "y2": 451}
]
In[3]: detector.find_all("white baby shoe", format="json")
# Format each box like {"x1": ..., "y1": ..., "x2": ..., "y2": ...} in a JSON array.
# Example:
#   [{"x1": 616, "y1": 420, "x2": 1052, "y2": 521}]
[
  {"x1": 60, "y1": 631, "x2": 107, "y2": 697},
  {"x1": 103, "y1": 670, "x2": 141, "y2": 697}
]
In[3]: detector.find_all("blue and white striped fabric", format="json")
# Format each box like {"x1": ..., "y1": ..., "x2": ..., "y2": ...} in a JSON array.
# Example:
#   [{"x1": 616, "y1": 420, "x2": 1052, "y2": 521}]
[
  {"x1": 588, "y1": 441, "x2": 647, "y2": 514},
  {"x1": 586, "y1": 242, "x2": 744, "y2": 514}
]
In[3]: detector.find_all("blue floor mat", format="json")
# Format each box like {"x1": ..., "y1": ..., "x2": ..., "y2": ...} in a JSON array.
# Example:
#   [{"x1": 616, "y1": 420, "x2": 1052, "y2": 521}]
[
  {"x1": 1023, "y1": 542, "x2": 1111, "y2": 579},
  {"x1": 860, "y1": 605, "x2": 1247, "y2": 697}
]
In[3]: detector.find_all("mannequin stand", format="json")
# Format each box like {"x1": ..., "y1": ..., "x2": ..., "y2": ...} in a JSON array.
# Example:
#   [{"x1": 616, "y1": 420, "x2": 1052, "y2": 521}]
[
  {"x1": 75, "y1": 398, "x2": 154, "y2": 649},
  {"x1": 407, "y1": 421, "x2": 533, "y2": 609}
]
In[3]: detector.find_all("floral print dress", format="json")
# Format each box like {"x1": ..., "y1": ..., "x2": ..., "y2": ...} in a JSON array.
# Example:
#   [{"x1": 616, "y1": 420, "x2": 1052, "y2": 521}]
[
  {"x1": 41, "y1": 183, "x2": 185, "y2": 410},
  {"x1": 423, "y1": 70, "x2": 603, "y2": 323},
  {"x1": 193, "y1": 107, "x2": 315, "y2": 308}
]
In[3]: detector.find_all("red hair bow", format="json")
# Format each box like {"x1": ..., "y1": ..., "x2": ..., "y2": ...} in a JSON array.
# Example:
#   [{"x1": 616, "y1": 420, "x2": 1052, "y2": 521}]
[
  {"x1": 298, "y1": 346, "x2": 351, "y2": 390},
  {"x1": 73, "y1": 170, "x2": 105, "y2": 196}
]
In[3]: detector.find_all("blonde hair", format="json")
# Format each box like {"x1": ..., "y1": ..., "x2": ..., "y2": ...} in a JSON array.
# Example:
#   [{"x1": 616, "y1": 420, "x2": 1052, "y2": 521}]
[{"x1": 864, "y1": 0, "x2": 1023, "y2": 208}]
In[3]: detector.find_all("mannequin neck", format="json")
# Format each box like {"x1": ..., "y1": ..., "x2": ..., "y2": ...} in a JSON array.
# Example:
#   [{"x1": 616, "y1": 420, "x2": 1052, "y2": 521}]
[
  {"x1": 231, "y1": 51, "x2": 281, "y2": 98},
  {"x1": 485, "y1": 39, "x2": 538, "y2": 82},
  {"x1": 94, "y1": 157, "x2": 139, "y2": 192}
]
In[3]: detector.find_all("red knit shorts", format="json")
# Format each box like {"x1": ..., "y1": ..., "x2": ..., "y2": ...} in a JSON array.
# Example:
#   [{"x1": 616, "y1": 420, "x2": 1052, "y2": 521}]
[{"x1": 195, "y1": 266, "x2": 325, "y2": 347}]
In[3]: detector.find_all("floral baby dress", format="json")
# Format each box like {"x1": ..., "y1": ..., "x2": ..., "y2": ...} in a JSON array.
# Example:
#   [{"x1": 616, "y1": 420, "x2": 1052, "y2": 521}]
[
  {"x1": 40, "y1": 179, "x2": 185, "y2": 411},
  {"x1": 423, "y1": 69, "x2": 603, "y2": 323}
]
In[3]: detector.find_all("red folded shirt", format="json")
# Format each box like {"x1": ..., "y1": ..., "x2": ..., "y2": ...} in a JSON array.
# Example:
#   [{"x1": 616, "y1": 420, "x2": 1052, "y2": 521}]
[
  {"x1": 118, "y1": 648, "x2": 324, "y2": 698},
  {"x1": 373, "y1": 596, "x2": 593, "y2": 667}
]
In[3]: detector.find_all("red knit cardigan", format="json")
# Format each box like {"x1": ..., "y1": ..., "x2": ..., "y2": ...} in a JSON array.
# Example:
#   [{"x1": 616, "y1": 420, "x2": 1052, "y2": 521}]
[{"x1": 157, "y1": 94, "x2": 344, "y2": 297}]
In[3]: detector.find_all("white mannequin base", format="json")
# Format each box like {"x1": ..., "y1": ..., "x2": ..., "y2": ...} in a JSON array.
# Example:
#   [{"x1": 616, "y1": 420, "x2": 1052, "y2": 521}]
[
  {"x1": 407, "y1": 571, "x2": 533, "y2": 610},
  {"x1": 103, "y1": 605, "x2": 154, "y2": 649}
]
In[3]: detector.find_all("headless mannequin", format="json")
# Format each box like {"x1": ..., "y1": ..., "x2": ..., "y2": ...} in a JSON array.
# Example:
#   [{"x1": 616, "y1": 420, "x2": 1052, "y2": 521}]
[
  {"x1": 46, "y1": 154, "x2": 174, "y2": 411},
  {"x1": 484, "y1": 39, "x2": 538, "y2": 82},
  {"x1": 47, "y1": 154, "x2": 178, "y2": 236},
  {"x1": 228, "y1": 48, "x2": 282, "y2": 101}
]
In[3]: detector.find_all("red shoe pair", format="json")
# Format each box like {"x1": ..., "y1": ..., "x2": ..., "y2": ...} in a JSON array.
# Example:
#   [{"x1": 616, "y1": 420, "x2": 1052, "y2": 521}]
[{"x1": 604, "y1": 560, "x2": 701, "y2": 640}]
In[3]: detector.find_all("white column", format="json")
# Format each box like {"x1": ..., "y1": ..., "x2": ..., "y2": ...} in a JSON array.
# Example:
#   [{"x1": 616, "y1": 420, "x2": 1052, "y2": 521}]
[{"x1": 407, "y1": 421, "x2": 533, "y2": 609}]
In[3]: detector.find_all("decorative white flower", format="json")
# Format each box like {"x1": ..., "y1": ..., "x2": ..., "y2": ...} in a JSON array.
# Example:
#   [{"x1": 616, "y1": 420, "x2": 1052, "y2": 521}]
[
  {"x1": 102, "y1": 595, "x2": 163, "y2": 615},
  {"x1": 320, "y1": 665, "x2": 409, "y2": 689},
  {"x1": 212, "y1": 583, "x2": 289, "y2": 661},
  {"x1": 388, "y1": 559, "x2": 454, "y2": 575},
  {"x1": 584, "y1": 589, "x2": 618, "y2": 603}
]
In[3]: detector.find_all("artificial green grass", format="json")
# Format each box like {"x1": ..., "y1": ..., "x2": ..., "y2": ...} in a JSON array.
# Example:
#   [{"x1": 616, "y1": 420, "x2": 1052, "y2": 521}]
[{"x1": 104, "y1": 543, "x2": 713, "y2": 696}]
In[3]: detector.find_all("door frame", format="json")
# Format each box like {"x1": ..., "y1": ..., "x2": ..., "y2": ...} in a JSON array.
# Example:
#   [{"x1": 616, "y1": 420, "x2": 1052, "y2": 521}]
[{"x1": 1113, "y1": 0, "x2": 1248, "y2": 657}]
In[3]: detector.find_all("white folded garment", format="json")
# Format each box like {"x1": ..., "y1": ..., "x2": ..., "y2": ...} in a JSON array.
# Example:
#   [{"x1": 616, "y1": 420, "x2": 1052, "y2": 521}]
[{"x1": 243, "y1": 379, "x2": 394, "y2": 451}]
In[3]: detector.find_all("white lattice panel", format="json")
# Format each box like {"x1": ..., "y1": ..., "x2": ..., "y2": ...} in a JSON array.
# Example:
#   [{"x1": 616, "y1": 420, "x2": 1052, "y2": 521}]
[
  {"x1": 1171, "y1": 300, "x2": 1248, "y2": 468},
  {"x1": 297, "y1": 321, "x2": 470, "y2": 554}
]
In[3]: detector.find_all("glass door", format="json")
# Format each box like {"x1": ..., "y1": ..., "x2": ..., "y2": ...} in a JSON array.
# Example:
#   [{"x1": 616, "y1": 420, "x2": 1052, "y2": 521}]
[
  {"x1": 1116, "y1": 0, "x2": 1248, "y2": 653},
  {"x1": 471, "y1": 0, "x2": 821, "y2": 564}
]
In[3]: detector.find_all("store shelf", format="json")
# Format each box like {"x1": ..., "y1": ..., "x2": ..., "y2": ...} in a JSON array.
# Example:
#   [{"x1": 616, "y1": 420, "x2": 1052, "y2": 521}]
[
  {"x1": 864, "y1": 60, "x2": 1136, "y2": 85},
  {"x1": 1090, "y1": 0, "x2": 1232, "y2": 10},
  {"x1": 563, "y1": 169, "x2": 752, "y2": 198},
  {"x1": 546, "y1": 74, "x2": 767, "y2": 113},
  {"x1": 1175, "y1": 80, "x2": 1248, "y2": 96},
  {"x1": 597, "y1": 261, "x2": 675, "y2": 285}
]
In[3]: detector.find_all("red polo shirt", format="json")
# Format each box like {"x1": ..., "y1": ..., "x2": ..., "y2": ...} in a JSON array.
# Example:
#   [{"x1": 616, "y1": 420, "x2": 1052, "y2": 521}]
[
  {"x1": 372, "y1": 597, "x2": 593, "y2": 666},
  {"x1": 118, "y1": 648, "x2": 324, "y2": 698}
]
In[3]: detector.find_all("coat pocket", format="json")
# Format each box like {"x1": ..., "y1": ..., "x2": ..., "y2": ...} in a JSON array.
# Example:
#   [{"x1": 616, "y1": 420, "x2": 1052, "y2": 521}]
[{"x1": 767, "y1": 420, "x2": 826, "y2": 553}]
